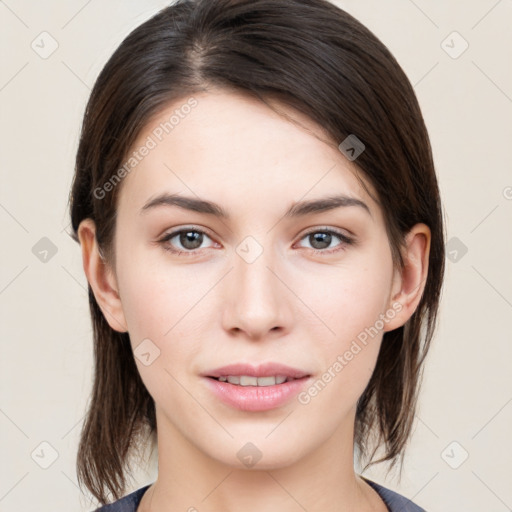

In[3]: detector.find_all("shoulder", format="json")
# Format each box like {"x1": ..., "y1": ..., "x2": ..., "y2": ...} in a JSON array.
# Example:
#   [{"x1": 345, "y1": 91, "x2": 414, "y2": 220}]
[
  {"x1": 362, "y1": 477, "x2": 427, "y2": 512},
  {"x1": 93, "y1": 485, "x2": 151, "y2": 512}
]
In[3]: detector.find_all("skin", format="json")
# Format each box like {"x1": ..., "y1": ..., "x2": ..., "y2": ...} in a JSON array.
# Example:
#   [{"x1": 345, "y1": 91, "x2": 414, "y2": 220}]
[{"x1": 78, "y1": 89, "x2": 430, "y2": 512}]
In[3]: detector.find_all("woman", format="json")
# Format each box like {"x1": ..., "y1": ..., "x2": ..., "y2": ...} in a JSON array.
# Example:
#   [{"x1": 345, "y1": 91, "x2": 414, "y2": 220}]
[{"x1": 68, "y1": 0, "x2": 445, "y2": 510}]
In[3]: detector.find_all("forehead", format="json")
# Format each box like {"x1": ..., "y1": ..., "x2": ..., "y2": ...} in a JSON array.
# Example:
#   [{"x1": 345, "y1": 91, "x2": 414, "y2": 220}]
[{"x1": 116, "y1": 90, "x2": 379, "y2": 221}]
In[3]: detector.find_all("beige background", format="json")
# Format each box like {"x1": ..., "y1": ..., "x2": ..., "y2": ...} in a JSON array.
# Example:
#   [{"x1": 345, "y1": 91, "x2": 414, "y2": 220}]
[{"x1": 1, "y1": 1, "x2": 511, "y2": 510}]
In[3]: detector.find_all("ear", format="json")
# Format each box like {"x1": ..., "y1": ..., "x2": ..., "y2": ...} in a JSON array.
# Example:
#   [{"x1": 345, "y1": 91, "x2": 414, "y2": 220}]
[
  {"x1": 383, "y1": 223, "x2": 431, "y2": 332},
  {"x1": 77, "y1": 218, "x2": 128, "y2": 333}
]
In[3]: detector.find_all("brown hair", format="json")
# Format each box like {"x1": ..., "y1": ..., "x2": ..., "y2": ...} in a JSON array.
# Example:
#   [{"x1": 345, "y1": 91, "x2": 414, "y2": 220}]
[{"x1": 68, "y1": 0, "x2": 445, "y2": 504}]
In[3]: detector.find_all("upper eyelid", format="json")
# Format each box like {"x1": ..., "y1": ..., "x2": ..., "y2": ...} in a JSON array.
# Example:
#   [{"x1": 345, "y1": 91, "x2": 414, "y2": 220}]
[
  {"x1": 161, "y1": 225, "x2": 216, "y2": 241},
  {"x1": 301, "y1": 226, "x2": 353, "y2": 238}
]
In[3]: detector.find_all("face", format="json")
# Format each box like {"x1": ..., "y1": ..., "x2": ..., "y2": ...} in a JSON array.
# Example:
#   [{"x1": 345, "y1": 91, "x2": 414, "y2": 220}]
[{"x1": 97, "y1": 89, "x2": 406, "y2": 469}]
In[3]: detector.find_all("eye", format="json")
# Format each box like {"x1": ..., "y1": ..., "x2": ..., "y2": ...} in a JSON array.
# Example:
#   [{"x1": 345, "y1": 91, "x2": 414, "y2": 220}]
[
  {"x1": 158, "y1": 227, "x2": 216, "y2": 256},
  {"x1": 296, "y1": 228, "x2": 354, "y2": 255},
  {"x1": 158, "y1": 226, "x2": 355, "y2": 257}
]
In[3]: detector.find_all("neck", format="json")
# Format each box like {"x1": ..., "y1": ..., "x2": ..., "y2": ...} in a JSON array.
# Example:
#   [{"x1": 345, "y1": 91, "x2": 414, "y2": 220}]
[{"x1": 138, "y1": 407, "x2": 382, "y2": 512}]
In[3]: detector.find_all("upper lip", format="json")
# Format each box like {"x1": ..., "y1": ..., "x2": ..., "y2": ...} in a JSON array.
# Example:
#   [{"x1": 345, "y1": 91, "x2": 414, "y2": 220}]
[{"x1": 202, "y1": 363, "x2": 311, "y2": 379}]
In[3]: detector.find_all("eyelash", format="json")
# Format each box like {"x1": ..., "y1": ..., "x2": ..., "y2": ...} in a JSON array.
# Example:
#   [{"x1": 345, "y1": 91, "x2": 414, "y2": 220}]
[{"x1": 158, "y1": 226, "x2": 355, "y2": 257}]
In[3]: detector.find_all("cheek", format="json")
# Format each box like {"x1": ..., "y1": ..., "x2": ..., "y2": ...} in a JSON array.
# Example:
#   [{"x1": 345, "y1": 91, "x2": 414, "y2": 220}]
[
  {"x1": 116, "y1": 241, "x2": 199, "y2": 339},
  {"x1": 296, "y1": 285, "x2": 386, "y2": 421},
  {"x1": 114, "y1": 246, "x2": 205, "y2": 390},
  {"x1": 294, "y1": 252, "x2": 392, "y2": 399},
  {"x1": 298, "y1": 257, "x2": 392, "y2": 347},
  {"x1": 116, "y1": 264, "x2": 203, "y2": 405}
]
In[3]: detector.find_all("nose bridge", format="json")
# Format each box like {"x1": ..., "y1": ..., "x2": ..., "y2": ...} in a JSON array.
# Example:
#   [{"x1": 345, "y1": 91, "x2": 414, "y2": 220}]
[{"x1": 223, "y1": 234, "x2": 290, "y2": 337}]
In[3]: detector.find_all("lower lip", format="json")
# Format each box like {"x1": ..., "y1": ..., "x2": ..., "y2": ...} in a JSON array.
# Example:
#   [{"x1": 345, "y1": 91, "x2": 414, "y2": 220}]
[{"x1": 203, "y1": 376, "x2": 311, "y2": 411}]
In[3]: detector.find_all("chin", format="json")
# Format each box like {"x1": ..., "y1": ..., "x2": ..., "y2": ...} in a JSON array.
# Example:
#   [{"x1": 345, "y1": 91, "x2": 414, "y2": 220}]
[{"x1": 204, "y1": 435, "x2": 306, "y2": 471}]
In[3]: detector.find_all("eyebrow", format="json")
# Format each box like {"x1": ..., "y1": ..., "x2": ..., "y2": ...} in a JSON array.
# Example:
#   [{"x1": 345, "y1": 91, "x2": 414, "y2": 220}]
[{"x1": 140, "y1": 193, "x2": 371, "y2": 218}]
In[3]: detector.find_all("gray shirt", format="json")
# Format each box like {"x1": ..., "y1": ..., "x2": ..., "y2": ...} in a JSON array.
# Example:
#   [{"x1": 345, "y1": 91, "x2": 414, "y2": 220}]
[{"x1": 94, "y1": 479, "x2": 427, "y2": 511}]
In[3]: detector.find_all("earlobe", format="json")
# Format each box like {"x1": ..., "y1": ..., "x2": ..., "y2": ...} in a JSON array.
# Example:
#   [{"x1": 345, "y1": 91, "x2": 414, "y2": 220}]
[
  {"x1": 384, "y1": 223, "x2": 431, "y2": 332},
  {"x1": 77, "y1": 218, "x2": 128, "y2": 333}
]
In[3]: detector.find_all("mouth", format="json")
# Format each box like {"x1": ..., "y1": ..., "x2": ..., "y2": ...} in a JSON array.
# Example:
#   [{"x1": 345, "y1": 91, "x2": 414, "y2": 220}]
[
  {"x1": 201, "y1": 363, "x2": 312, "y2": 411},
  {"x1": 206, "y1": 375, "x2": 307, "y2": 386},
  {"x1": 202, "y1": 362, "x2": 310, "y2": 381}
]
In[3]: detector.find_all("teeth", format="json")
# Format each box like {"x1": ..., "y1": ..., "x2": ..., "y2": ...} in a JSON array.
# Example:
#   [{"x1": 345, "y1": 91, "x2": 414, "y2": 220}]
[{"x1": 217, "y1": 375, "x2": 291, "y2": 386}]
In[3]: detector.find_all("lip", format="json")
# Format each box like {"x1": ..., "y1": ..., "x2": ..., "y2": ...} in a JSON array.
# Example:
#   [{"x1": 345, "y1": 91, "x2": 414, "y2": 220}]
[
  {"x1": 203, "y1": 376, "x2": 311, "y2": 411},
  {"x1": 202, "y1": 362, "x2": 310, "y2": 379},
  {"x1": 201, "y1": 362, "x2": 312, "y2": 412}
]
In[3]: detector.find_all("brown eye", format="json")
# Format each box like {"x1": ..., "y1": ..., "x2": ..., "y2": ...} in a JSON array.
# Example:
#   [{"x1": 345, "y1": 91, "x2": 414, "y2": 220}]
[
  {"x1": 176, "y1": 230, "x2": 204, "y2": 250},
  {"x1": 297, "y1": 228, "x2": 354, "y2": 254},
  {"x1": 159, "y1": 228, "x2": 215, "y2": 255}
]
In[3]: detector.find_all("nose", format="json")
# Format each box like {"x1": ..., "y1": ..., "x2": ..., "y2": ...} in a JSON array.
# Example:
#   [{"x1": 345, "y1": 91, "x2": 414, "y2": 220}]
[{"x1": 221, "y1": 245, "x2": 293, "y2": 341}]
